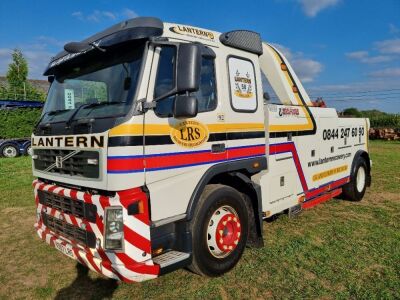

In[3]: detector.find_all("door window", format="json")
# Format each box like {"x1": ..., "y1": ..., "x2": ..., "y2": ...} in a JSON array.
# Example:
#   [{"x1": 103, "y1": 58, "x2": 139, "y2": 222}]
[{"x1": 154, "y1": 47, "x2": 217, "y2": 118}]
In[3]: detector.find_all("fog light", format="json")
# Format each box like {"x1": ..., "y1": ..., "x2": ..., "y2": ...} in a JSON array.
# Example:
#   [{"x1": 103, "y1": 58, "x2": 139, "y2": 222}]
[
  {"x1": 104, "y1": 207, "x2": 124, "y2": 250},
  {"x1": 87, "y1": 158, "x2": 98, "y2": 165}
]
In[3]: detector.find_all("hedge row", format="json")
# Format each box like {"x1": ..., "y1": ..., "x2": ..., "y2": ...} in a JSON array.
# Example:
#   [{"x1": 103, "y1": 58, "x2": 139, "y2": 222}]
[
  {"x1": 369, "y1": 115, "x2": 400, "y2": 129},
  {"x1": 0, "y1": 108, "x2": 41, "y2": 139}
]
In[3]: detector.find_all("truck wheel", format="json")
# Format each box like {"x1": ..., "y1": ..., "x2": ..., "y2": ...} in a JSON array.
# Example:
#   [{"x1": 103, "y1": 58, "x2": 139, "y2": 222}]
[
  {"x1": 341, "y1": 157, "x2": 368, "y2": 201},
  {"x1": 24, "y1": 143, "x2": 32, "y2": 156},
  {"x1": 189, "y1": 184, "x2": 248, "y2": 276},
  {"x1": 0, "y1": 143, "x2": 19, "y2": 158}
]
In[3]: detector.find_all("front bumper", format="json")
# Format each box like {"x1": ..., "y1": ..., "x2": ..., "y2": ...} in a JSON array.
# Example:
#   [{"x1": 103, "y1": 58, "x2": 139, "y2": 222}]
[{"x1": 33, "y1": 179, "x2": 160, "y2": 282}]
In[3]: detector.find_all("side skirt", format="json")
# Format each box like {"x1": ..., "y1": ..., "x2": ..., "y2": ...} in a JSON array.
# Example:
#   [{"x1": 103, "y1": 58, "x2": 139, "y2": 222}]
[{"x1": 302, "y1": 188, "x2": 342, "y2": 209}]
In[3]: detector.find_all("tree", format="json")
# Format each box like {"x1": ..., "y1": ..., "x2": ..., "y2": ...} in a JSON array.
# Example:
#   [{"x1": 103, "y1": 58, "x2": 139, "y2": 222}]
[
  {"x1": 343, "y1": 107, "x2": 361, "y2": 117},
  {"x1": 3, "y1": 49, "x2": 45, "y2": 101},
  {"x1": 6, "y1": 49, "x2": 28, "y2": 88}
]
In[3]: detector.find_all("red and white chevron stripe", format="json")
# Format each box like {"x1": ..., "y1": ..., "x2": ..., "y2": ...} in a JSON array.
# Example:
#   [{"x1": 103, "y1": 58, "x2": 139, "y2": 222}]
[{"x1": 33, "y1": 179, "x2": 160, "y2": 282}]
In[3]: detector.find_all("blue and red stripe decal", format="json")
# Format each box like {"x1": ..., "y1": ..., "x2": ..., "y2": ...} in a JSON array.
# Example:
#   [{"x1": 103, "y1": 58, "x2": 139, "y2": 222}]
[
  {"x1": 107, "y1": 144, "x2": 266, "y2": 174},
  {"x1": 107, "y1": 141, "x2": 349, "y2": 202}
]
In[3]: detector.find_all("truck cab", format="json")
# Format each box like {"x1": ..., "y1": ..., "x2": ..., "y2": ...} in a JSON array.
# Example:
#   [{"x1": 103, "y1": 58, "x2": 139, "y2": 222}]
[{"x1": 32, "y1": 17, "x2": 371, "y2": 282}]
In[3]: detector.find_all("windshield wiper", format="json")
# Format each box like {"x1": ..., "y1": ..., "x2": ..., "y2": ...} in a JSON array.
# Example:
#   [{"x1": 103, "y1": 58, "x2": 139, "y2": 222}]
[
  {"x1": 84, "y1": 101, "x2": 125, "y2": 109},
  {"x1": 34, "y1": 109, "x2": 71, "y2": 129},
  {"x1": 48, "y1": 109, "x2": 71, "y2": 115},
  {"x1": 65, "y1": 101, "x2": 126, "y2": 127}
]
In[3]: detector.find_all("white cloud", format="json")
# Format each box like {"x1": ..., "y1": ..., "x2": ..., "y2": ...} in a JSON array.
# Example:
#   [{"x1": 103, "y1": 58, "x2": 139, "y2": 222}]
[
  {"x1": 122, "y1": 9, "x2": 139, "y2": 19},
  {"x1": 36, "y1": 36, "x2": 66, "y2": 48},
  {"x1": 71, "y1": 11, "x2": 83, "y2": 20},
  {"x1": 346, "y1": 51, "x2": 368, "y2": 60},
  {"x1": 375, "y1": 38, "x2": 400, "y2": 55},
  {"x1": 346, "y1": 38, "x2": 400, "y2": 65},
  {"x1": 346, "y1": 51, "x2": 393, "y2": 64},
  {"x1": 369, "y1": 67, "x2": 400, "y2": 78},
  {"x1": 291, "y1": 58, "x2": 323, "y2": 82},
  {"x1": 272, "y1": 43, "x2": 323, "y2": 82},
  {"x1": 73, "y1": 10, "x2": 117, "y2": 22},
  {"x1": 23, "y1": 49, "x2": 54, "y2": 79},
  {"x1": 72, "y1": 9, "x2": 138, "y2": 23},
  {"x1": 389, "y1": 24, "x2": 400, "y2": 35},
  {"x1": 298, "y1": 0, "x2": 340, "y2": 17}
]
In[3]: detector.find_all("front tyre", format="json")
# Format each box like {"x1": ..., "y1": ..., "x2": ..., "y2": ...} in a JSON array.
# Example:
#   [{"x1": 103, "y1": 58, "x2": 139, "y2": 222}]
[
  {"x1": 189, "y1": 184, "x2": 248, "y2": 277},
  {"x1": 342, "y1": 157, "x2": 368, "y2": 201}
]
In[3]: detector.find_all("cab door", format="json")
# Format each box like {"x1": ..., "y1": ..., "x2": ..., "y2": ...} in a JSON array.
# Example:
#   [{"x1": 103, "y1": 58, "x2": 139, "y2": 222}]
[{"x1": 143, "y1": 44, "x2": 226, "y2": 221}]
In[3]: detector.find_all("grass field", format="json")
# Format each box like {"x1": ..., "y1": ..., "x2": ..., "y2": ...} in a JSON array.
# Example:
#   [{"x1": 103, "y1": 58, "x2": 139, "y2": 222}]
[{"x1": 0, "y1": 140, "x2": 399, "y2": 299}]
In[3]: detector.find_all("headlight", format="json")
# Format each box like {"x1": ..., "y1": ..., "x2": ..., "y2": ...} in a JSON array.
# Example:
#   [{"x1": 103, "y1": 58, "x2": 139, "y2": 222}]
[{"x1": 104, "y1": 207, "x2": 124, "y2": 250}]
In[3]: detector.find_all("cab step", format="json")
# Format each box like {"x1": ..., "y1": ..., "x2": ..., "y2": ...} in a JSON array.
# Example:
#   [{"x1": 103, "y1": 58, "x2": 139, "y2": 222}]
[{"x1": 153, "y1": 251, "x2": 191, "y2": 275}]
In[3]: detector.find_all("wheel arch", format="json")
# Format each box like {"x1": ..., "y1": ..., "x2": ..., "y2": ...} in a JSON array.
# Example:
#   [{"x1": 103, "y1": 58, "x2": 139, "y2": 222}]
[
  {"x1": 186, "y1": 157, "x2": 267, "y2": 247},
  {"x1": 22, "y1": 140, "x2": 32, "y2": 155}
]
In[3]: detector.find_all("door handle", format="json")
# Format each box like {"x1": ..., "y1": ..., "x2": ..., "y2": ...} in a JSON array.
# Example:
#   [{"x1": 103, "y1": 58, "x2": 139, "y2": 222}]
[{"x1": 211, "y1": 143, "x2": 226, "y2": 153}]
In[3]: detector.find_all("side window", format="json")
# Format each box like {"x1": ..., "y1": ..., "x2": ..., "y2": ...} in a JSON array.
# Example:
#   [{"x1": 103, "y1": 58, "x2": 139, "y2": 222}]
[
  {"x1": 154, "y1": 46, "x2": 176, "y2": 99},
  {"x1": 228, "y1": 57, "x2": 257, "y2": 112},
  {"x1": 261, "y1": 71, "x2": 280, "y2": 104},
  {"x1": 154, "y1": 48, "x2": 217, "y2": 118},
  {"x1": 197, "y1": 57, "x2": 217, "y2": 112}
]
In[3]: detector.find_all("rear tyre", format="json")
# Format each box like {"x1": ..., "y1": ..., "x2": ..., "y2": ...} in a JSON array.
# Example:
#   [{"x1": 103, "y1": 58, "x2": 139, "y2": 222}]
[
  {"x1": 189, "y1": 184, "x2": 248, "y2": 277},
  {"x1": 341, "y1": 157, "x2": 368, "y2": 201},
  {"x1": 0, "y1": 143, "x2": 19, "y2": 158}
]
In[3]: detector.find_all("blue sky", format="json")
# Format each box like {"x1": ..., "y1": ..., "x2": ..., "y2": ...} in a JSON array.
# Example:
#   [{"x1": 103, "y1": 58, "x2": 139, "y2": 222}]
[{"x1": 0, "y1": 0, "x2": 399, "y2": 112}]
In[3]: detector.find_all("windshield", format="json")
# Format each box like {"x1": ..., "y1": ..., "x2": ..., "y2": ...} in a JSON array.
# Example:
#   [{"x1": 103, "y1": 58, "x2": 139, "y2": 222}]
[{"x1": 40, "y1": 45, "x2": 144, "y2": 125}]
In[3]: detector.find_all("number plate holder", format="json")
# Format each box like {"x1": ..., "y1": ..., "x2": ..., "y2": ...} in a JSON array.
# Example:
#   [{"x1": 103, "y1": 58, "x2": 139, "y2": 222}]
[{"x1": 54, "y1": 240, "x2": 75, "y2": 259}]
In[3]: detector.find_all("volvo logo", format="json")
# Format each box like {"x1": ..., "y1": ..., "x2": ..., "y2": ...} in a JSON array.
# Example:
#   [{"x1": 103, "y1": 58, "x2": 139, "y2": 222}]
[
  {"x1": 43, "y1": 150, "x2": 81, "y2": 172},
  {"x1": 55, "y1": 156, "x2": 63, "y2": 169}
]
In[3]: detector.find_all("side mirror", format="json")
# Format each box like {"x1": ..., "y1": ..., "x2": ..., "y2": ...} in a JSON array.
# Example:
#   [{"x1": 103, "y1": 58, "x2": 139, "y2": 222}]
[
  {"x1": 48, "y1": 75, "x2": 55, "y2": 83},
  {"x1": 173, "y1": 95, "x2": 198, "y2": 119},
  {"x1": 176, "y1": 43, "x2": 202, "y2": 93}
]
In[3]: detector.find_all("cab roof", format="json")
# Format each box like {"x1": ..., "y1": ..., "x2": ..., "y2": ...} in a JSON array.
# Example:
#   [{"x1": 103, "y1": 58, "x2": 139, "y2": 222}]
[{"x1": 44, "y1": 17, "x2": 262, "y2": 75}]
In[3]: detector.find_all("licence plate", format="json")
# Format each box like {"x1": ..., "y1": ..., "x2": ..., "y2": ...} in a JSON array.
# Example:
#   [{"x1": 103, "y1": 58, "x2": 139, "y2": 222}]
[{"x1": 54, "y1": 240, "x2": 75, "y2": 259}]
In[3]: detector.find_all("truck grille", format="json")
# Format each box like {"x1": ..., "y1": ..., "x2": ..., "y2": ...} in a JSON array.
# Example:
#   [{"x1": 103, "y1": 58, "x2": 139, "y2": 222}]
[
  {"x1": 33, "y1": 149, "x2": 99, "y2": 178},
  {"x1": 42, "y1": 213, "x2": 96, "y2": 248},
  {"x1": 38, "y1": 190, "x2": 97, "y2": 222}
]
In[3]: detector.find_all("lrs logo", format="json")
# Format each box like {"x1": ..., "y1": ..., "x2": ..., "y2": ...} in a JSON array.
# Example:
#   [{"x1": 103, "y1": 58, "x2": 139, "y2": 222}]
[{"x1": 170, "y1": 120, "x2": 209, "y2": 148}]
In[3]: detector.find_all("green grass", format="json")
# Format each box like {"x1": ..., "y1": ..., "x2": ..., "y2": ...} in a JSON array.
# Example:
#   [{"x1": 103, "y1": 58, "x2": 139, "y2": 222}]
[
  {"x1": 0, "y1": 156, "x2": 33, "y2": 209},
  {"x1": 0, "y1": 140, "x2": 399, "y2": 299}
]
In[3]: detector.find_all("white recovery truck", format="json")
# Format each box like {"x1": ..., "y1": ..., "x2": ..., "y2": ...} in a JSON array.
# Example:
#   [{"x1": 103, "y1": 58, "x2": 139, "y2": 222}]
[{"x1": 32, "y1": 17, "x2": 371, "y2": 282}]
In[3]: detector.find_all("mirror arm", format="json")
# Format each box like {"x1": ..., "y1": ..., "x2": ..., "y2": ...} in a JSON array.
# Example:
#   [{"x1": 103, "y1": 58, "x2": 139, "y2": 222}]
[
  {"x1": 89, "y1": 42, "x2": 106, "y2": 52},
  {"x1": 138, "y1": 98, "x2": 157, "y2": 113}
]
